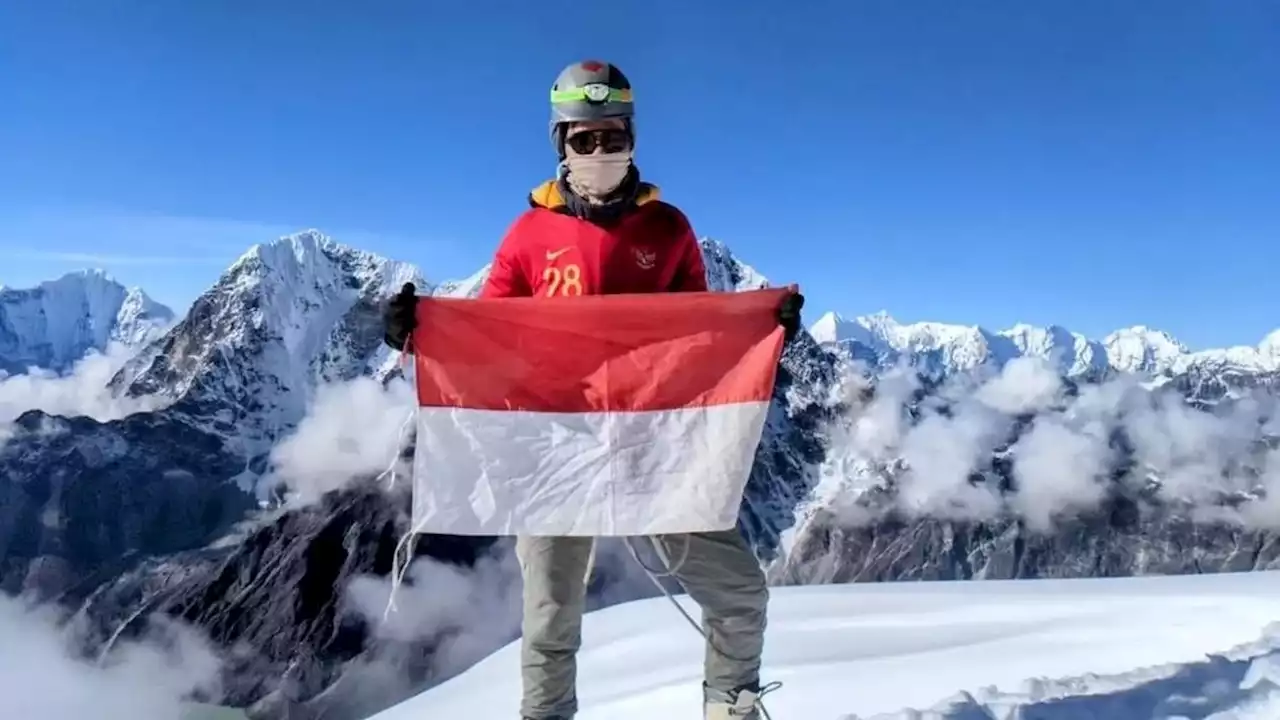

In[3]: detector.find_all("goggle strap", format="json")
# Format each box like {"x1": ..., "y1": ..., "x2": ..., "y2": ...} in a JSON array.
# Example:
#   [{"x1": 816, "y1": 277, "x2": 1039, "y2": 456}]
[{"x1": 551, "y1": 87, "x2": 633, "y2": 104}]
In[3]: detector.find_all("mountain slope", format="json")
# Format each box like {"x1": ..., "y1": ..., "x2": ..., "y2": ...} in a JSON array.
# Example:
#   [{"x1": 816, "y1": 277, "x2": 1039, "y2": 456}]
[{"x1": 0, "y1": 270, "x2": 174, "y2": 375}]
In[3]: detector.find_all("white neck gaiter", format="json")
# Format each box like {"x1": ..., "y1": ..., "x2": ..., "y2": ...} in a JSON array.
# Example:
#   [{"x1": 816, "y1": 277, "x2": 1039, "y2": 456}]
[{"x1": 562, "y1": 152, "x2": 633, "y2": 202}]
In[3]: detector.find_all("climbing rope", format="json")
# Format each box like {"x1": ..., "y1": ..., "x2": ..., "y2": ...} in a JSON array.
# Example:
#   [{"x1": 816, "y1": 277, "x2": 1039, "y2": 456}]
[
  {"x1": 623, "y1": 535, "x2": 782, "y2": 719},
  {"x1": 379, "y1": 337, "x2": 424, "y2": 622}
]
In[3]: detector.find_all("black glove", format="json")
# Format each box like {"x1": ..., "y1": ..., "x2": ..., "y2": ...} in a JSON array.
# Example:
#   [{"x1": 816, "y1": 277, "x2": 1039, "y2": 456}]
[
  {"x1": 383, "y1": 282, "x2": 418, "y2": 352},
  {"x1": 778, "y1": 289, "x2": 804, "y2": 342}
]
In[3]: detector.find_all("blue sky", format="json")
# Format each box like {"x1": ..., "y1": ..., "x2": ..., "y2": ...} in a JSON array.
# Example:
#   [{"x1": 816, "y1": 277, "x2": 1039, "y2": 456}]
[{"x1": 2, "y1": 1, "x2": 1277, "y2": 350}]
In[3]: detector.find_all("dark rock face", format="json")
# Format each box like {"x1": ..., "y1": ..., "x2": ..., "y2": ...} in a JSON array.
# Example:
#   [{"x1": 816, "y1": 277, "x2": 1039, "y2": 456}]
[
  {"x1": 75, "y1": 483, "x2": 499, "y2": 719},
  {"x1": 0, "y1": 409, "x2": 255, "y2": 600},
  {"x1": 771, "y1": 503, "x2": 1280, "y2": 585},
  {"x1": 739, "y1": 333, "x2": 845, "y2": 561}
]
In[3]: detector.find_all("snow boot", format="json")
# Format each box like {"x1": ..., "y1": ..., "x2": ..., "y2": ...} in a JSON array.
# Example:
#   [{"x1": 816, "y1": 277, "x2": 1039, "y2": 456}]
[{"x1": 703, "y1": 681, "x2": 781, "y2": 719}]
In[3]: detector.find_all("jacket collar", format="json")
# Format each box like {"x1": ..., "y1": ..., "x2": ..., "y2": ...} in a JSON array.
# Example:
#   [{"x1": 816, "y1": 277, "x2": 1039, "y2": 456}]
[{"x1": 528, "y1": 179, "x2": 660, "y2": 211}]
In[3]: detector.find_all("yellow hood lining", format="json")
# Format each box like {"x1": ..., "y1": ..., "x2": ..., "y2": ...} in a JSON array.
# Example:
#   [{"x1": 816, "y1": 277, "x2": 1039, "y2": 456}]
[{"x1": 529, "y1": 179, "x2": 660, "y2": 210}]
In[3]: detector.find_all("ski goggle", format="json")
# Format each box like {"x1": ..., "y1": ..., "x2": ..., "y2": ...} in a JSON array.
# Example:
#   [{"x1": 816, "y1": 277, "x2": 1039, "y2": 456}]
[
  {"x1": 551, "y1": 83, "x2": 633, "y2": 106},
  {"x1": 564, "y1": 127, "x2": 632, "y2": 155}
]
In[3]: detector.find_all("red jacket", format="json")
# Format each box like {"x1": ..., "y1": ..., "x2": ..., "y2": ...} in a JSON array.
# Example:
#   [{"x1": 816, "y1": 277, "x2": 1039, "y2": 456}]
[{"x1": 479, "y1": 180, "x2": 708, "y2": 298}]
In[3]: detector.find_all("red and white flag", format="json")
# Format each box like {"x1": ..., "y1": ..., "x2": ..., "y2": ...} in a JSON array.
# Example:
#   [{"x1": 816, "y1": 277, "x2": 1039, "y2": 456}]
[{"x1": 407, "y1": 288, "x2": 791, "y2": 536}]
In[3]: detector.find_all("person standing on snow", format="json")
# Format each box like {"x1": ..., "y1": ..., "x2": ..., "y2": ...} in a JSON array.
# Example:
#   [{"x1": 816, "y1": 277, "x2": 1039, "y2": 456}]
[{"x1": 383, "y1": 59, "x2": 803, "y2": 720}]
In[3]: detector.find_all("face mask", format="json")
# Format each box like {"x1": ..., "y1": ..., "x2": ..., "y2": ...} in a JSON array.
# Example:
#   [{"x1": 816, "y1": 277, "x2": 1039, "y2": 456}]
[{"x1": 562, "y1": 152, "x2": 632, "y2": 200}]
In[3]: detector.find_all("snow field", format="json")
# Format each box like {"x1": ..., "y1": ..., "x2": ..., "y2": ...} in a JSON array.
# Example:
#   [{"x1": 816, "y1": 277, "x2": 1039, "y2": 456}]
[{"x1": 369, "y1": 571, "x2": 1280, "y2": 719}]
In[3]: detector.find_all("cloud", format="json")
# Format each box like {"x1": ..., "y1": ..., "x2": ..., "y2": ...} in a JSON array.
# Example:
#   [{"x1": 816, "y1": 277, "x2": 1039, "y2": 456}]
[
  {"x1": 1009, "y1": 414, "x2": 1113, "y2": 533},
  {"x1": 822, "y1": 355, "x2": 1280, "y2": 531},
  {"x1": 264, "y1": 374, "x2": 418, "y2": 504},
  {"x1": 0, "y1": 594, "x2": 223, "y2": 720},
  {"x1": 347, "y1": 546, "x2": 524, "y2": 670},
  {"x1": 974, "y1": 355, "x2": 1064, "y2": 416},
  {"x1": 335, "y1": 535, "x2": 668, "y2": 714},
  {"x1": 897, "y1": 400, "x2": 1005, "y2": 521},
  {"x1": 0, "y1": 342, "x2": 168, "y2": 450},
  {"x1": 317, "y1": 544, "x2": 526, "y2": 714}
]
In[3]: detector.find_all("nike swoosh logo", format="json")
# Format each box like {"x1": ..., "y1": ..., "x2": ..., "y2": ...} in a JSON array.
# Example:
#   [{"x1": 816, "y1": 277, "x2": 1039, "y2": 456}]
[{"x1": 546, "y1": 247, "x2": 571, "y2": 261}]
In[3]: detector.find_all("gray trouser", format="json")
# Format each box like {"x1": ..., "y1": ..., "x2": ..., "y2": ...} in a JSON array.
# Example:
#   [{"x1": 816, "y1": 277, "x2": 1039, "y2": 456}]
[{"x1": 515, "y1": 529, "x2": 768, "y2": 719}]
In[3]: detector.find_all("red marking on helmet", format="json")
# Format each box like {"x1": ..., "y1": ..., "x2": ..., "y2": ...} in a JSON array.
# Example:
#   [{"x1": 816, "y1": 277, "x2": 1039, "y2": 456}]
[{"x1": 581, "y1": 60, "x2": 604, "y2": 71}]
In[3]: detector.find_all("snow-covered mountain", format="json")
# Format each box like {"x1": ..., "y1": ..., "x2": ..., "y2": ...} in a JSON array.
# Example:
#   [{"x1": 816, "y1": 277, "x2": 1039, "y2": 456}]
[
  {"x1": 107, "y1": 230, "x2": 426, "y2": 474},
  {"x1": 810, "y1": 310, "x2": 1280, "y2": 379},
  {"x1": 0, "y1": 269, "x2": 174, "y2": 375},
  {"x1": 3, "y1": 228, "x2": 1277, "y2": 720},
  {"x1": 699, "y1": 237, "x2": 771, "y2": 292},
  {"x1": 1102, "y1": 325, "x2": 1189, "y2": 374}
]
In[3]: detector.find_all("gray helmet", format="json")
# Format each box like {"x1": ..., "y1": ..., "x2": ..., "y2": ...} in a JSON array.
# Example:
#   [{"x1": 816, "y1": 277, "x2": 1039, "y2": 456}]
[{"x1": 548, "y1": 60, "x2": 634, "y2": 155}]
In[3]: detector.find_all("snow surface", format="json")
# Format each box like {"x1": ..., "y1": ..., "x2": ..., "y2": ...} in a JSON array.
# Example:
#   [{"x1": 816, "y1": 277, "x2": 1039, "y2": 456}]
[
  {"x1": 369, "y1": 571, "x2": 1280, "y2": 720},
  {"x1": 810, "y1": 311, "x2": 1280, "y2": 378}
]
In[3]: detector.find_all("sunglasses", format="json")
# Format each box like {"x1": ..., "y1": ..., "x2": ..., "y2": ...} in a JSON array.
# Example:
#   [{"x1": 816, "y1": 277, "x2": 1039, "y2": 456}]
[{"x1": 564, "y1": 128, "x2": 632, "y2": 155}]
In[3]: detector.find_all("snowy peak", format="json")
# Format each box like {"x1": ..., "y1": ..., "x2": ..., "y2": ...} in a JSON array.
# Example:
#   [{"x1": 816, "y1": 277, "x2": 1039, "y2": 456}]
[
  {"x1": 1103, "y1": 326, "x2": 1189, "y2": 374},
  {"x1": 431, "y1": 266, "x2": 489, "y2": 299},
  {"x1": 1000, "y1": 322, "x2": 1108, "y2": 377},
  {"x1": 811, "y1": 311, "x2": 1279, "y2": 378},
  {"x1": 810, "y1": 310, "x2": 1013, "y2": 375},
  {"x1": 0, "y1": 269, "x2": 174, "y2": 375},
  {"x1": 809, "y1": 312, "x2": 870, "y2": 346},
  {"x1": 216, "y1": 230, "x2": 424, "y2": 364},
  {"x1": 1260, "y1": 330, "x2": 1280, "y2": 366},
  {"x1": 114, "y1": 286, "x2": 175, "y2": 347},
  {"x1": 1102, "y1": 324, "x2": 1280, "y2": 376},
  {"x1": 114, "y1": 230, "x2": 426, "y2": 454},
  {"x1": 698, "y1": 237, "x2": 771, "y2": 292}
]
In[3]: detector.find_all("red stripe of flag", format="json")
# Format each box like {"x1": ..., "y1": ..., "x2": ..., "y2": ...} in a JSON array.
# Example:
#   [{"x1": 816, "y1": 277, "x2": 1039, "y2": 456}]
[{"x1": 411, "y1": 288, "x2": 789, "y2": 413}]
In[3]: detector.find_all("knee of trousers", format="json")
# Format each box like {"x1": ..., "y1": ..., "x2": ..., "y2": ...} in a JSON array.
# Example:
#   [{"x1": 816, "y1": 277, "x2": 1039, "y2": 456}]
[
  {"x1": 522, "y1": 605, "x2": 584, "y2": 655},
  {"x1": 708, "y1": 569, "x2": 769, "y2": 620}
]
